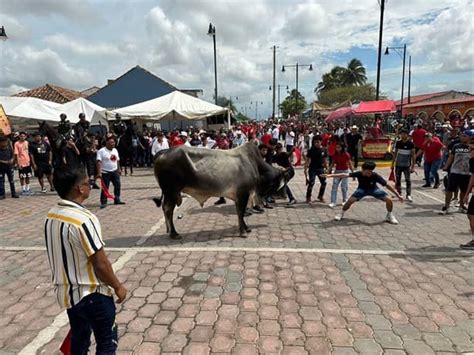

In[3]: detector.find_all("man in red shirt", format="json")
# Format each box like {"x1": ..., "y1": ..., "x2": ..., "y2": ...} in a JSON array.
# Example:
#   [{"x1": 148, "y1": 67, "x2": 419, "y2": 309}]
[
  {"x1": 417, "y1": 133, "x2": 444, "y2": 188},
  {"x1": 411, "y1": 124, "x2": 427, "y2": 166},
  {"x1": 261, "y1": 130, "x2": 272, "y2": 146}
]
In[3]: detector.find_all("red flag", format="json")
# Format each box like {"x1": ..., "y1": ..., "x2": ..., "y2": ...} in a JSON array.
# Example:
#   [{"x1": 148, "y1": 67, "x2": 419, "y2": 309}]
[
  {"x1": 388, "y1": 168, "x2": 396, "y2": 183},
  {"x1": 60, "y1": 330, "x2": 71, "y2": 355},
  {"x1": 100, "y1": 179, "x2": 115, "y2": 200},
  {"x1": 293, "y1": 147, "x2": 302, "y2": 166}
]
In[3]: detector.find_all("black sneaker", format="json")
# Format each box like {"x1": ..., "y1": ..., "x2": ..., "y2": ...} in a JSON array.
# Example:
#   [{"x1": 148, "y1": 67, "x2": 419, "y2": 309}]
[
  {"x1": 252, "y1": 205, "x2": 264, "y2": 213},
  {"x1": 114, "y1": 201, "x2": 126, "y2": 205},
  {"x1": 421, "y1": 184, "x2": 431, "y2": 188},
  {"x1": 460, "y1": 240, "x2": 474, "y2": 250},
  {"x1": 11, "y1": 193, "x2": 19, "y2": 198},
  {"x1": 433, "y1": 182, "x2": 440, "y2": 189},
  {"x1": 263, "y1": 203, "x2": 273, "y2": 209}
]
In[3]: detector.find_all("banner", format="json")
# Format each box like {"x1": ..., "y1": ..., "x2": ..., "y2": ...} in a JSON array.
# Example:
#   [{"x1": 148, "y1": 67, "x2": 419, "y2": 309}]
[
  {"x1": 362, "y1": 138, "x2": 392, "y2": 159},
  {"x1": 0, "y1": 105, "x2": 11, "y2": 136}
]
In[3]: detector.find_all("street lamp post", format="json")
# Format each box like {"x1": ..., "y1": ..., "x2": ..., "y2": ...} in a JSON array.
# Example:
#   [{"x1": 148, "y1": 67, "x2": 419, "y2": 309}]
[
  {"x1": 375, "y1": 0, "x2": 386, "y2": 100},
  {"x1": 207, "y1": 23, "x2": 218, "y2": 105},
  {"x1": 407, "y1": 55, "x2": 412, "y2": 104},
  {"x1": 0, "y1": 26, "x2": 7, "y2": 97},
  {"x1": 250, "y1": 101, "x2": 263, "y2": 120},
  {"x1": 281, "y1": 63, "x2": 312, "y2": 117},
  {"x1": 385, "y1": 44, "x2": 407, "y2": 117},
  {"x1": 271, "y1": 45, "x2": 278, "y2": 120},
  {"x1": 269, "y1": 84, "x2": 289, "y2": 119}
]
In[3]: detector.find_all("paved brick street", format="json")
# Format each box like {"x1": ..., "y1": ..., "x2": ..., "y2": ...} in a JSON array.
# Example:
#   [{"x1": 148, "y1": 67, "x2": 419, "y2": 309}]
[{"x1": 0, "y1": 167, "x2": 473, "y2": 354}]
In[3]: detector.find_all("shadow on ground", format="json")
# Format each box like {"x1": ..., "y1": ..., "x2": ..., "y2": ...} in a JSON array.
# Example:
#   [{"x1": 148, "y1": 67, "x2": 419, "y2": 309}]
[{"x1": 389, "y1": 245, "x2": 473, "y2": 263}]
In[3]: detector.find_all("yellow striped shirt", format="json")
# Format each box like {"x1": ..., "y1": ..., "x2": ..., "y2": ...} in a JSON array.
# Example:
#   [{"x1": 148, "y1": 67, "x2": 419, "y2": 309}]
[{"x1": 44, "y1": 199, "x2": 112, "y2": 308}]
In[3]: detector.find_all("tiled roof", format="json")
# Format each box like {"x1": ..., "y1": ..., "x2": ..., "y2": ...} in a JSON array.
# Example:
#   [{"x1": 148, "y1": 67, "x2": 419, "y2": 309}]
[
  {"x1": 404, "y1": 95, "x2": 474, "y2": 108},
  {"x1": 81, "y1": 86, "x2": 101, "y2": 97},
  {"x1": 395, "y1": 91, "x2": 451, "y2": 105},
  {"x1": 13, "y1": 84, "x2": 83, "y2": 104}
]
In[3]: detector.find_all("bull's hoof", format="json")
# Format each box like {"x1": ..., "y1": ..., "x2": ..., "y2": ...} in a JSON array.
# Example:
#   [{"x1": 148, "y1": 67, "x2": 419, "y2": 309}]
[{"x1": 170, "y1": 233, "x2": 182, "y2": 240}]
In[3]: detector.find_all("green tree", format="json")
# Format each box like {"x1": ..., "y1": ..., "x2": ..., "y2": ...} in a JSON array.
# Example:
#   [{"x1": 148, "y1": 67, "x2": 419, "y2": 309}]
[
  {"x1": 318, "y1": 84, "x2": 382, "y2": 106},
  {"x1": 342, "y1": 58, "x2": 367, "y2": 86},
  {"x1": 215, "y1": 96, "x2": 237, "y2": 113},
  {"x1": 315, "y1": 66, "x2": 345, "y2": 94},
  {"x1": 279, "y1": 89, "x2": 307, "y2": 117},
  {"x1": 314, "y1": 58, "x2": 368, "y2": 96}
]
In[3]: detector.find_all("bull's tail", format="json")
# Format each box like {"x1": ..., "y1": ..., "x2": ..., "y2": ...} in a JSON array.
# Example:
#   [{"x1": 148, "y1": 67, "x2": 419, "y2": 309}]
[{"x1": 153, "y1": 195, "x2": 163, "y2": 207}]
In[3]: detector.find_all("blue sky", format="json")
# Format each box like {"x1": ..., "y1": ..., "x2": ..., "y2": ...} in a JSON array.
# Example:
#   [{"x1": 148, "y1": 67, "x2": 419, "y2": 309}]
[{"x1": 0, "y1": 0, "x2": 472, "y2": 119}]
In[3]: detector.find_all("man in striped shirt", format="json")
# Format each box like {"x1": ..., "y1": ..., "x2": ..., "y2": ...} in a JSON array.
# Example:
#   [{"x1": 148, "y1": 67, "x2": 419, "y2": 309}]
[{"x1": 45, "y1": 168, "x2": 127, "y2": 354}]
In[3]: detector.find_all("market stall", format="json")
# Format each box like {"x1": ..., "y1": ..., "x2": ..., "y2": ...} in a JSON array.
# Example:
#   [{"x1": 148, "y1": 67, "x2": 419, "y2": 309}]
[{"x1": 354, "y1": 100, "x2": 396, "y2": 159}]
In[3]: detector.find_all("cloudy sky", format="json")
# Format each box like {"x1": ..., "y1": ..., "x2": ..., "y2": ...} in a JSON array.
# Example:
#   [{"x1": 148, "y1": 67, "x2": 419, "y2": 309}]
[{"x1": 0, "y1": 0, "x2": 472, "y2": 118}]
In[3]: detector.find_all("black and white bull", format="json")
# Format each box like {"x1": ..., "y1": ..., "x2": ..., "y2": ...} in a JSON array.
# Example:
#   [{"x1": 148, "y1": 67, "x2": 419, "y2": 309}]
[{"x1": 153, "y1": 142, "x2": 289, "y2": 239}]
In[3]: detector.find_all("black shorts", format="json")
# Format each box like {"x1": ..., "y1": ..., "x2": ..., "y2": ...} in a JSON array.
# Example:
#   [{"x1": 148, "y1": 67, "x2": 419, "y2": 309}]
[
  {"x1": 35, "y1": 164, "x2": 52, "y2": 178},
  {"x1": 447, "y1": 173, "x2": 470, "y2": 193},
  {"x1": 18, "y1": 166, "x2": 32, "y2": 179},
  {"x1": 468, "y1": 195, "x2": 474, "y2": 216}
]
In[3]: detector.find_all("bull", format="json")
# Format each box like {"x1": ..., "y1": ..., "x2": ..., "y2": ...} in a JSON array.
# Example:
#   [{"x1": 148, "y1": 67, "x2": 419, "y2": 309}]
[{"x1": 153, "y1": 142, "x2": 289, "y2": 239}]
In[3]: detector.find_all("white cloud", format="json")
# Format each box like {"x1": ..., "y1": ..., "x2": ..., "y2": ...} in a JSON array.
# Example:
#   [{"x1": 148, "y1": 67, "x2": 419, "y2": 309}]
[
  {"x1": 3, "y1": 46, "x2": 94, "y2": 91},
  {"x1": 0, "y1": 0, "x2": 471, "y2": 117},
  {"x1": 411, "y1": 4, "x2": 474, "y2": 73},
  {"x1": 0, "y1": 0, "x2": 97, "y2": 21},
  {"x1": 43, "y1": 34, "x2": 121, "y2": 57}
]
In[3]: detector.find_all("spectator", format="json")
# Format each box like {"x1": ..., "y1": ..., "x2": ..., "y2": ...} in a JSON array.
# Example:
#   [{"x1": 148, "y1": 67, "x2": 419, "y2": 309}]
[
  {"x1": 0, "y1": 135, "x2": 19, "y2": 199},
  {"x1": 14, "y1": 131, "x2": 33, "y2": 195},
  {"x1": 62, "y1": 137, "x2": 81, "y2": 172},
  {"x1": 45, "y1": 167, "x2": 127, "y2": 353},
  {"x1": 151, "y1": 132, "x2": 169, "y2": 157},
  {"x1": 29, "y1": 133, "x2": 54, "y2": 193},
  {"x1": 96, "y1": 136, "x2": 125, "y2": 209}
]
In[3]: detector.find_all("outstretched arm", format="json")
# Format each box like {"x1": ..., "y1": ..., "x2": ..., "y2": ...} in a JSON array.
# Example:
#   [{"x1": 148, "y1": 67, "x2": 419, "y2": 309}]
[
  {"x1": 324, "y1": 173, "x2": 350, "y2": 179},
  {"x1": 385, "y1": 183, "x2": 404, "y2": 202}
]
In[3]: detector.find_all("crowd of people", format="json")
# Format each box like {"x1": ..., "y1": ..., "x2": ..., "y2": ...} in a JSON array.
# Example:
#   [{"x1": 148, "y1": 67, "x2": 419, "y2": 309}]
[{"x1": 1, "y1": 112, "x2": 474, "y2": 249}]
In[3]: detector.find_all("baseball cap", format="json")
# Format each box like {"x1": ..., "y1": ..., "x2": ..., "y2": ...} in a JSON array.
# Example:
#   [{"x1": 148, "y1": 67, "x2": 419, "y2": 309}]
[
  {"x1": 462, "y1": 130, "x2": 474, "y2": 137},
  {"x1": 180, "y1": 131, "x2": 188, "y2": 137}
]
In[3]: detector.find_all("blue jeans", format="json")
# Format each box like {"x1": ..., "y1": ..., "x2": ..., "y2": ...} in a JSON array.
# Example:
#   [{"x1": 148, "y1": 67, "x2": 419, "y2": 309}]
[
  {"x1": 66, "y1": 293, "x2": 117, "y2": 355},
  {"x1": 330, "y1": 170, "x2": 349, "y2": 204},
  {"x1": 351, "y1": 188, "x2": 388, "y2": 201},
  {"x1": 100, "y1": 170, "x2": 121, "y2": 205},
  {"x1": 424, "y1": 159, "x2": 442, "y2": 186},
  {"x1": 0, "y1": 167, "x2": 16, "y2": 197}
]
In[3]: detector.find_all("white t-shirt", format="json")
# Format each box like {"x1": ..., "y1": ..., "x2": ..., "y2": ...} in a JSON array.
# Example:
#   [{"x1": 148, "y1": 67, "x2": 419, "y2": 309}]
[
  {"x1": 151, "y1": 138, "x2": 169, "y2": 156},
  {"x1": 272, "y1": 128, "x2": 280, "y2": 139},
  {"x1": 285, "y1": 134, "x2": 294, "y2": 146},
  {"x1": 97, "y1": 147, "x2": 120, "y2": 173}
]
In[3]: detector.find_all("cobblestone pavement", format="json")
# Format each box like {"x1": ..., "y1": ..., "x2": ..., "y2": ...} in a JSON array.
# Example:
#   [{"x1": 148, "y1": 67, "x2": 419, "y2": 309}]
[{"x1": 0, "y1": 167, "x2": 473, "y2": 354}]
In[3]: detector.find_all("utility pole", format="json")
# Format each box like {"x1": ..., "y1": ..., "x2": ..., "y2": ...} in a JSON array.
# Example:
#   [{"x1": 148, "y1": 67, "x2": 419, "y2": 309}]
[
  {"x1": 408, "y1": 55, "x2": 412, "y2": 104},
  {"x1": 207, "y1": 23, "x2": 218, "y2": 105},
  {"x1": 400, "y1": 44, "x2": 406, "y2": 118},
  {"x1": 271, "y1": 45, "x2": 277, "y2": 120},
  {"x1": 375, "y1": 0, "x2": 385, "y2": 100}
]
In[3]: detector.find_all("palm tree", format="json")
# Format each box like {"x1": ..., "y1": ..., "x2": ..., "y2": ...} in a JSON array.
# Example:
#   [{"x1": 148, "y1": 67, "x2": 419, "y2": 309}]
[
  {"x1": 315, "y1": 66, "x2": 346, "y2": 94},
  {"x1": 342, "y1": 58, "x2": 367, "y2": 86}
]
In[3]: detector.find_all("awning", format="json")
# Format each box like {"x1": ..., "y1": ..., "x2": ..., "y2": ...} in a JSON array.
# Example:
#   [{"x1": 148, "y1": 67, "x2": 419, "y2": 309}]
[
  {"x1": 325, "y1": 107, "x2": 354, "y2": 122},
  {"x1": 355, "y1": 100, "x2": 396, "y2": 114}
]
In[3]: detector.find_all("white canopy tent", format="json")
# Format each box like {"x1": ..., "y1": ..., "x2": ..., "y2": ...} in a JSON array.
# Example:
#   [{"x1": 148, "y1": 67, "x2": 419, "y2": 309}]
[
  {"x1": 108, "y1": 91, "x2": 230, "y2": 127},
  {"x1": 0, "y1": 96, "x2": 107, "y2": 126},
  {"x1": 61, "y1": 98, "x2": 108, "y2": 125},
  {"x1": 0, "y1": 96, "x2": 61, "y2": 125}
]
